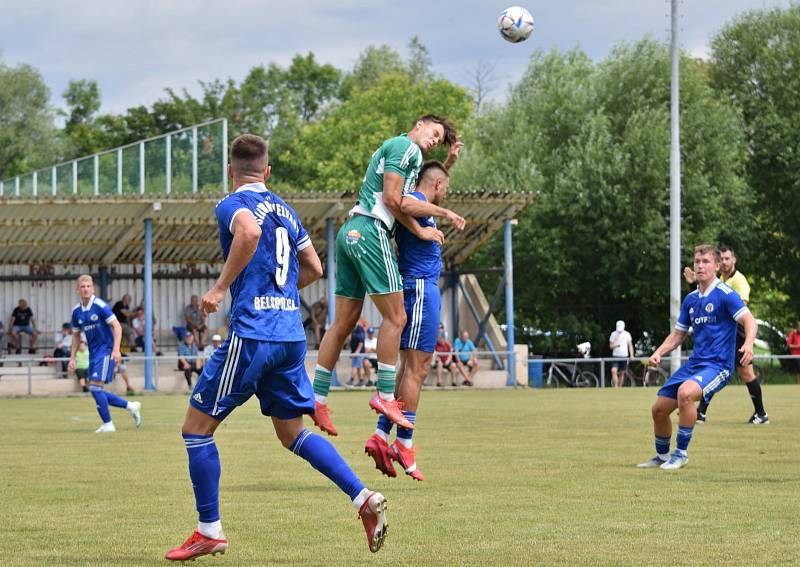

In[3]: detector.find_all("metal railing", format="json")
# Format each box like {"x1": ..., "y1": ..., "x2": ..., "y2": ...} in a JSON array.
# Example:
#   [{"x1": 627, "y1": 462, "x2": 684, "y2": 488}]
[{"x1": 0, "y1": 119, "x2": 228, "y2": 198}]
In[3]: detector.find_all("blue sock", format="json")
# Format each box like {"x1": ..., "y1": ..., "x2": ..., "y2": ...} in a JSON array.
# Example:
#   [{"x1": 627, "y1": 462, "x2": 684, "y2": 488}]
[
  {"x1": 676, "y1": 426, "x2": 694, "y2": 454},
  {"x1": 397, "y1": 411, "x2": 416, "y2": 447},
  {"x1": 376, "y1": 415, "x2": 393, "y2": 437},
  {"x1": 89, "y1": 385, "x2": 111, "y2": 423},
  {"x1": 104, "y1": 391, "x2": 128, "y2": 409},
  {"x1": 289, "y1": 429, "x2": 365, "y2": 500},
  {"x1": 183, "y1": 434, "x2": 221, "y2": 522},
  {"x1": 655, "y1": 435, "x2": 670, "y2": 458}
]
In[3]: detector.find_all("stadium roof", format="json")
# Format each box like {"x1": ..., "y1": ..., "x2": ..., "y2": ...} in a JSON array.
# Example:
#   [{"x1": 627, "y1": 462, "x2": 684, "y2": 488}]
[{"x1": 0, "y1": 190, "x2": 533, "y2": 266}]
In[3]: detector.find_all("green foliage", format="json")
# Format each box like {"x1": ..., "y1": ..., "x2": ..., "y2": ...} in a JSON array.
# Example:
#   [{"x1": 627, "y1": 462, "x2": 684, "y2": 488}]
[
  {"x1": 710, "y1": 5, "x2": 800, "y2": 322},
  {"x1": 0, "y1": 59, "x2": 62, "y2": 178},
  {"x1": 453, "y1": 41, "x2": 752, "y2": 353}
]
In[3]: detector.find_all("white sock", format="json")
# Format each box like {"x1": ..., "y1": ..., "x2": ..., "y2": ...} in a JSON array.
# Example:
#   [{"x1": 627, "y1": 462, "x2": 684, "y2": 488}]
[
  {"x1": 352, "y1": 487, "x2": 371, "y2": 512},
  {"x1": 314, "y1": 394, "x2": 327, "y2": 404},
  {"x1": 397, "y1": 437, "x2": 413, "y2": 449},
  {"x1": 375, "y1": 429, "x2": 389, "y2": 443},
  {"x1": 378, "y1": 391, "x2": 395, "y2": 401},
  {"x1": 657, "y1": 453, "x2": 669, "y2": 461},
  {"x1": 198, "y1": 520, "x2": 224, "y2": 539}
]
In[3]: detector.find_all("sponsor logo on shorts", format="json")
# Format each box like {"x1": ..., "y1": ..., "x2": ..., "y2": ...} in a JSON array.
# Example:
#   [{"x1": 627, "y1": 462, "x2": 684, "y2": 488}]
[
  {"x1": 193, "y1": 392, "x2": 203, "y2": 403},
  {"x1": 694, "y1": 375, "x2": 703, "y2": 382},
  {"x1": 345, "y1": 230, "x2": 362, "y2": 245}
]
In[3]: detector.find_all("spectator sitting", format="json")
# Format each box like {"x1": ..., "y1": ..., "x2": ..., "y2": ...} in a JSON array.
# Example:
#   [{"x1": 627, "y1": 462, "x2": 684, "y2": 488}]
[
  {"x1": 787, "y1": 321, "x2": 800, "y2": 385},
  {"x1": 453, "y1": 330, "x2": 479, "y2": 386},
  {"x1": 53, "y1": 322, "x2": 73, "y2": 378},
  {"x1": 132, "y1": 306, "x2": 162, "y2": 355},
  {"x1": 184, "y1": 295, "x2": 208, "y2": 349},
  {"x1": 75, "y1": 338, "x2": 89, "y2": 392},
  {"x1": 178, "y1": 333, "x2": 203, "y2": 387},
  {"x1": 203, "y1": 334, "x2": 223, "y2": 361},
  {"x1": 434, "y1": 332, "x2": 458, "y2": 387},
  {"x1": 8, "y1": 298, "x2": 39, "y2": 354},
  {"x1": 304, "y1": 298, "x2": 328, "y2": 349},
  {"x1": 112, "y1": 294, "x2": 137, "y2": 352},
  {"x1": 362, "y1": 326, "x2": 378, "y2": 384}
]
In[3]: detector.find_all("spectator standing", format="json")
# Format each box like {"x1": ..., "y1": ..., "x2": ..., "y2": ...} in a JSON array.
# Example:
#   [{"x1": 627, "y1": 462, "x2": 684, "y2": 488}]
[
  {"x1": 362, "y1": 327, "x2": 378, "y2": 385},
  {"x1": 304, "y1": 298, "x2": 328, "y2": 349},
  {"x1": 112, "y1": 294, "x2": 137, "y2": 352},
  {"x1": 53, "y1": 323, "x2": 73, "y2": 377},
  {"x1": 434, "y1": 333, "x2": 457, "y2": 387},
  {"x1": 609, "y1": 320, "x2": 634, "y2": 388},
  {"x1": 8, "y1": 298, "x2": 38, "y2": 354},
  {"x1": 453, "y1": 330, "x2": 478, "y2": 386},
  {"x1": 787, "y1": 322, "x2": 800, "y2": 385},
  {"x1": 75, "y1": 339, "x2": 90, "y2": 392},
  {"x1": 178, "y1": 333, "x2": 202, "y2": 387},
  {"x1": 348, "y1": 321, "x2": 367, "y2": 386},
  {"x1": 184, "y1": 295, "x2": 208, "y2": 349}
]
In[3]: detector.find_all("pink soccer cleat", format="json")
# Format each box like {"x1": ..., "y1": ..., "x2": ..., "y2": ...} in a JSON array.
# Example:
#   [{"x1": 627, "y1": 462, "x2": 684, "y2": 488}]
[
  {"x1": 164, "y1": 530, "x2": 228, "y2": 561},
  {"x1": 311, "y1": 401, "x2": 338, "y2": 436},
  {"x1": 358, "y1": 491, "x2": 388, "y2": 553},
  {"x1": 389, "y1": 441, "x2": 425, "y2": 482},
  {"x1": 364, "y1": 434, "x2": 397, "y2": 478},
  {"x1": 369, "y1": 395, "x2": 414, "y2": 429}
]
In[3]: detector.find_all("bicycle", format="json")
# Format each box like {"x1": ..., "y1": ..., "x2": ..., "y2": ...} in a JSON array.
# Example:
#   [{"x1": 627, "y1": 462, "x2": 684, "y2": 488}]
[
  {"x1": 545, "y1": 359, "x2": 599, "y2": 388},
  {"x1": 621, "y1": 360, "x2": 667, "y2": 387}
]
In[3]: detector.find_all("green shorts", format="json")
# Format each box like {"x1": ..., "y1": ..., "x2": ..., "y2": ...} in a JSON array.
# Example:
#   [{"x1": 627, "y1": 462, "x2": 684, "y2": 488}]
[{"x1": 335, "y1": 214, "x2": 403, "y2": 299}]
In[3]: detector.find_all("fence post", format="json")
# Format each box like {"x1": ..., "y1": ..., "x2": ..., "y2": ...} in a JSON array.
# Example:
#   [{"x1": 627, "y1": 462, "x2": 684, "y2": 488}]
[
  {"x1": 27, "y1": 358, "x2": 33, "y2": 396},
  {"x1": 600, "y1": 359, "x2": 605, "y2": 388}
]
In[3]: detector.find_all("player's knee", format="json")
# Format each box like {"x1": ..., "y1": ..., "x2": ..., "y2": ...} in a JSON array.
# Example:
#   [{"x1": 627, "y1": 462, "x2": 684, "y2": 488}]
[
  {"x1": 651, "y1": 403, "x2": 668, "y2": 420},
  {"x1": 677, "y1": 386, "x2": 698, "y2": 405},
  {"x1": 384, "y1": 309, "x2": 406, "y2": 330}
]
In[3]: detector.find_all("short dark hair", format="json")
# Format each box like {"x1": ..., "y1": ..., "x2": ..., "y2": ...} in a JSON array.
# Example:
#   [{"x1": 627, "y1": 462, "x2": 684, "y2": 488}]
[
  {"x1": 230, "y1": 134, "x2": 268, "y2": 176},
  {"x1": 418, "y1": 160, "x2": 449, "y2": 183},
  {"x1": 719, "y1": 244, "x2": 735, "y2": 257},
  {"x1": 416, "y1": 114, "x2": 458, "y2": 146},
  {"x1": 694, "y1": 244, "x2": 721, "y2": 263}
]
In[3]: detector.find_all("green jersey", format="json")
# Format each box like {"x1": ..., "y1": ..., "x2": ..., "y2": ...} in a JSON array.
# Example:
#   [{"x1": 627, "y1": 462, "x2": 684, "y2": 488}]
[{"x1": 351, "y1": 134, "x2": 423, "y2": 231}]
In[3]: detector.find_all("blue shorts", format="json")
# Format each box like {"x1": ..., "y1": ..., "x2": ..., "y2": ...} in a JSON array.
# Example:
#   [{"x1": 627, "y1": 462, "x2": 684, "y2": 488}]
[
  {"x1": 88, "y1": 353, "x2": 116, "y2": 384},
  {"x1": 657, "y1": 361, "x2": 731, "y2": 404},
  {"x1": 400, "y1": 278, "x2": 440, "y2": 353},
  {"x1": 190, "y1": 332, "x2": 314, "y2": 421},
  {"x1": 351, "y1": 354, "x2": 364, "y2": 368},
  {"x1": 13, "y1": 325, "x2": 34, "y2": 335}
]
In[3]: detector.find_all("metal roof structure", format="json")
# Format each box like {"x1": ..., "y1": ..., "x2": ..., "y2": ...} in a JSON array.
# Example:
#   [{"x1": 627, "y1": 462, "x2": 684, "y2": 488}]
[{"x1": 0, "y1": 190, "x2": 533, "y2": 266}]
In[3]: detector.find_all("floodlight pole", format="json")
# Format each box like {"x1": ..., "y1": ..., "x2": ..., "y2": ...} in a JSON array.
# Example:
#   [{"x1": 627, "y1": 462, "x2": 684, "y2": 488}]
[
  {"x1": 669, "y1": 0, "x2": 682, "y2": 373},
  {"x1": 504, "y1": 218, "x2": 516, "y2": 386},
  {"x1": 144, "y1": 218, "x2": 155, "y2": 390}
]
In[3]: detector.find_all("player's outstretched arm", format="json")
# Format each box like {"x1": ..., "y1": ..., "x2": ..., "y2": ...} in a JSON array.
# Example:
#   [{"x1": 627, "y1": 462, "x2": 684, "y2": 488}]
[
  {"x1": 648, "y1": 329, "x2": 686, "y2": 367},
  {"x1": 384, "y1": 172, "x2": 445, "y2": 244},
  {"x1": 400, "y1": 198, "x2": 466, "y2": 231},
  {"x1": 297, "y1": 246, "x2": 323, "y2": 290},
  {"x1": 202, "y1": 212, "x2": 261, "y2": 315},
  {"x1": 738, "y1": 312, "x2": 758, "y2": 367}
]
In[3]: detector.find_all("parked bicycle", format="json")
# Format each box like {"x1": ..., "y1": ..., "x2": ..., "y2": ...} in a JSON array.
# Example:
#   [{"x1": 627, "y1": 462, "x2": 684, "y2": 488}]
[
  {"x1": 545, "y1": 345, "x2": 599, "y2": 388},
  {"x1": 622, "y1": 360, "x2": 667, "y2": 387}
]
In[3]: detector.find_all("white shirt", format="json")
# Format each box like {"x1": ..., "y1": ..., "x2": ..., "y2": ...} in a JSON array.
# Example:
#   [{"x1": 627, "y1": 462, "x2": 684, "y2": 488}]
[
  {"x1": 203, "y1": 344, "x2": 218, "y2": 359},
  {"x1": 55, "y1": 332, "x2": 73, "y2": 350},
  {"x1": 609, "y1": 330, "x2": 632, "y2": 358},
  {"x1": 364, "y1": 336, "x2": 377, "y2": 358}
]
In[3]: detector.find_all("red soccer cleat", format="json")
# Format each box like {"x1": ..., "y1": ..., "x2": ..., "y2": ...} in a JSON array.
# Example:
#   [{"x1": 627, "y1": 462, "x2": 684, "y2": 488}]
[
  {"x1": 389, "y1": 441, "x2": 425, "y2": 482},
  {"x1": 358, "y1": 491, "x2": 388, "y2": 553},
  {"x1": 165, "y1": 530, "x2": 228, "y2": 561},
  {"x1": 364, "y1": 434, "x2": 397, "y2": 478},
  {"x1": 311, "y1": 401, "x2": 338, "y2": 436},
  {"x1": 369, "y1": 395, "x2": 414, "y2": 429}
]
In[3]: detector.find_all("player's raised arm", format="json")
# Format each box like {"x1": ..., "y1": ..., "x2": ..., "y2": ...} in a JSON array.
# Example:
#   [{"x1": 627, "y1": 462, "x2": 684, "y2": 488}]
[
  {"x1": 384, "y1": 172, "x2": 445, "y2": 245},
  {"x1": 297, "y1": 245, "x2": 323, "y2": 289},
  {"x1": 202, "y1": 211, "x2": 261, "y2": 315}
]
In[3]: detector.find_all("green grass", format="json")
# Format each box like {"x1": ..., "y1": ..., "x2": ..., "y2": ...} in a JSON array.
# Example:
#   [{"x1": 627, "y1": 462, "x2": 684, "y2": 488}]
[{"x1": 2, "y1": 387, "x2": 799, "y2": 566}]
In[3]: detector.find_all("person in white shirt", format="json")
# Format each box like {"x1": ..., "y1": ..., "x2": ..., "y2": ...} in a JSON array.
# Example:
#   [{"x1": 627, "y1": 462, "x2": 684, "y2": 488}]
[
  {"x1": 362, "y1": 327, "x2": 378, "y2": 385},
  {"x1": 53, "y1": 323, "x2": 73, "y2": 377},
  {"x1": 202, "y1": 334, "x2": 223, "y2": 362},
  {"x1": 609, "y1": 320, "x2": 634, "y2": 388}
]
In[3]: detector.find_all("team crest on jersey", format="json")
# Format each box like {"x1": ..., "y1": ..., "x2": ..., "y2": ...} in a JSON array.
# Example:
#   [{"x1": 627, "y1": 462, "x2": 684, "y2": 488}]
[
  {"x1": 345, "y1": 230, "x2": 362, "y2": 245},
  {"x1": 705, "y1": 303, "x2": 714, "y2": 313},
  {"x1": 91, "y1": 314, "x2": 99, "y2": 321}
]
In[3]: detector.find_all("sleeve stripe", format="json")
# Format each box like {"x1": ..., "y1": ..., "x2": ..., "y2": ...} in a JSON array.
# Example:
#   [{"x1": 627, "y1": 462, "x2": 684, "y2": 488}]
[
  {"x1": 105, "y1": 315, "x2": 117, "y2": 323},
  {"x1": 297, "y1": 237, "x2": 312, "y2": 251},
  {"x1": 675, "y1": 323, "x2": 690, "y2": 331},
  {"x1": 228, "y1": 208, "x2": 253, "y2": 233},
  {"x1": 732, "y1": 306, "x2": 749, "y2": 322}
]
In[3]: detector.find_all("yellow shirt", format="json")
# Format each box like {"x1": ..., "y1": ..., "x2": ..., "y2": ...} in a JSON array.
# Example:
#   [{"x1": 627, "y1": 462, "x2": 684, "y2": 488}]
[{"x1": 721, "y1": 270, "x2": 750, "y2": 304}]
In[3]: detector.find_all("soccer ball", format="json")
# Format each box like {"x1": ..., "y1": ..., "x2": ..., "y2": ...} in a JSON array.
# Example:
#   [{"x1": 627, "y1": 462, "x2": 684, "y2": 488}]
[{"x1": 498, "y1": 6, "x2": 534, "y2": 43}]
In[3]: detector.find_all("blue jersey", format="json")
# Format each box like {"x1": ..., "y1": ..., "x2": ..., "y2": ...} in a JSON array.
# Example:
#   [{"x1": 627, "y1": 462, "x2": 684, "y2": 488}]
[
  {"x1": 215, "y1": 182, "x2": 311, "y2": 342},
  {"x1": 71, "y1": 295, "x2": 116, "y2": 355},
  {"x1": 395, "y1": 191, "x2": 442, "y2": 282},
  {"x1": 675, "y1": 279, "x2": 749, "y2": 371}
]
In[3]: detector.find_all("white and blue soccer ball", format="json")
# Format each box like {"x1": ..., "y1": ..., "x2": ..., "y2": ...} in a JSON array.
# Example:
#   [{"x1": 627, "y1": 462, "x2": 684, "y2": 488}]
[{"x1": 498, "y1": 6, "x2": 534, "y2": 43}]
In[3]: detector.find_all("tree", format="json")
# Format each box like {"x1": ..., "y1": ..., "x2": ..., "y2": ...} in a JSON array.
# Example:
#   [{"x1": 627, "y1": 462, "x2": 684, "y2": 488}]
[
  {"x1": 340, "y1": 45, "x2": 407, "y2": 98},
  {"x1": 710, "y1": 6, "x2": 800, "y2": 330},
  {"x1": 464, "y1": 60, "x2": 498, "y2": 114},
  {"x1": 0, "y1": 59, "x2": 62, "y2": 179},
  {"x1": 406, "y1": 36, "x2": 434, "y2": 83},
  {"x1": 453, "y1": 41, "x2": 752, "y2": 353}
]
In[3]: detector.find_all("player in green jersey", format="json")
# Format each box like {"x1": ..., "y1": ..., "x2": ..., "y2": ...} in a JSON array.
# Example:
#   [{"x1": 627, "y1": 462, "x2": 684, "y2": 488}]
[{"x1": 311, "y1": 115, "x2": 464, "y2": 435}]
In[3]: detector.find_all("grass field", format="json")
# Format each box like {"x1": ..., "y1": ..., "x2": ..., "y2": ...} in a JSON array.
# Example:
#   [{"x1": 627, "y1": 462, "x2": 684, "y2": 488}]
[{"x1": 2, "y1": 386, "x2": 799, "y2": 566}]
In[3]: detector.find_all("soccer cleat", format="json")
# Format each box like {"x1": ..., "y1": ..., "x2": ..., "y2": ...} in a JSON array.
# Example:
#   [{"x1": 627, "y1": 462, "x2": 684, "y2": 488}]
[
  {"x1": 127, "y1": 401, "x2": 142, "y2": 428},
  {"x1": 696, "y1": 411, "x2": 706, "y2": 424},
  {"x1": 636, "y1": 455, "x2": 668, "y2": 469},
  {"x1": 364, "y1": 434, "x2": 397, "y2": 477},
  {"x1": 747, "y1": 412, "x2": 770, "y2": 425},
  {"x1": 369, "y1": 395, "x2": 414, "y2": 429},
  {"x1": 659, "y1": 452, "x2": 688, "y2": 470},
  {"x1": 311, "y1": 401, "x2": 338, "y2": 436},
  {"x1": 358, "y1": 492, "x2": 388, "y2": 553},
  {"x1": 389, "y1": 441, "x2": 424, "y2": 481},
  {"x1": 165, "y1": 530, "x2": 228, "y2": 561},
  {"x1": 95, "y1": 422, "x2": 116, "y2": 433}
]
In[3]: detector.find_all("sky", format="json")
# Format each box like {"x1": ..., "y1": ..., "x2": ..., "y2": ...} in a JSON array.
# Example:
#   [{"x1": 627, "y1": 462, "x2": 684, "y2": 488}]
[{"x1": 0, "y1": 0, "x2": 794, "y2": 116}]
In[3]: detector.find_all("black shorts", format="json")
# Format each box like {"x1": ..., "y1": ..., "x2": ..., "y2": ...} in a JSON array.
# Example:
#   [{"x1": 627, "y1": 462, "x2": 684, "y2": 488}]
[
  {"x1": 611, "y1": 359, "x2": 629, "y2": 371},
  {"x1": 76, "y1": 368, "x2": 88, "y2": 379}
]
